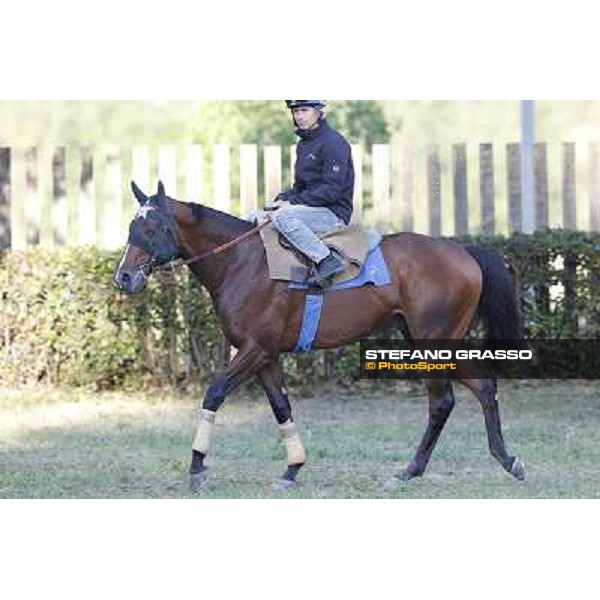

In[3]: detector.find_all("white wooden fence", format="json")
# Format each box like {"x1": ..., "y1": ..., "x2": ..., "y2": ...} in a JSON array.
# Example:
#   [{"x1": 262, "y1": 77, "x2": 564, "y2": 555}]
[{"x1": 1, "y1": 141, "x2": 599, "y2": 252}]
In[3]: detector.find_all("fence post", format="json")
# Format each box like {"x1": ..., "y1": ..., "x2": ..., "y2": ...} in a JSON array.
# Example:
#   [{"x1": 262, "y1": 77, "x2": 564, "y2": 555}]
[
  {"x1": 351, "y1": 144, "x2": 363, "y2": 224},
  {"x1": 589, "y1": 142, "x2": 600, "y2": 232},
  {"x1": 131, "y1": 146, "x2": 150, "y2": 196},
  {"x1": 185, "y1": 145, "x2": 203, "y2": 203},
  {"x1": 158, "y1": 145, "x2": 177, "y2": 197},
  {"x1": 102, "y1": 146, "x2": 122, "y2": 249},
  {"x1": 521, "y1": 100, "x2": 535, "y2": 234},
  {"x1": 562, "y1": 142, "x2": 576, "y2": 229},
  {"x1": 7, "y1": 149, "x2": 26, "y2": 251},
  {"x1": 534, "y1": 143, "x2": 549, "y2": 230},
  {"x1": 240, "y1": 144, "x2": 258, "y2": 218},
  {"x1": 52, "y1": 147, "x2": 68, "y2": 246},
  {"x1": 427, "y1": 146, "x2": 442, "y2": 236},
  {"x1": 78, "y1": 147, "x2": 95, "y2": 245},
  {"x1": 22, "y1": 147, "x2": 41, "y2": 246},
  {"x1": 453, "y1": 144, "x2": 468, "y2": 235},
  {"x1": 264, "y1": 145, "x2": 282, "y2": 205},
  {"x1": 506, "y1": 143, "x2": 521, "y2": 234},
  {"x1": 213, "y1": 144, "x2": 231, "y2": 213},
  {"x1": 479, "y1": 144, "x2": 495, "y2": 235},
  {"x1": 0, "y1": 148, "x2": 10, "y2": 252},
  {"x1": 399, "y1": 147, "x2": 414, "y2": 232},
  {"x1": 289, "y1": 145, "x2": 297, "y2": 186},
  {"x1": 372, "y1": 144, "x2": 391, "y2": 230}
]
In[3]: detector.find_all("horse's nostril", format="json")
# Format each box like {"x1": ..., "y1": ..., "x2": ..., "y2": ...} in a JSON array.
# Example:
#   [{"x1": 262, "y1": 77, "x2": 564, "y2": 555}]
[{"x1": 113, "y1": 271, "x2": 131, "y2": 290}]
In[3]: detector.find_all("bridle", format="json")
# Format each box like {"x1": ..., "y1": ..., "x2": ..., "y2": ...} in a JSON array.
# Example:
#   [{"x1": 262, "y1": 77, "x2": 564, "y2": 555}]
[{"x1": 138, "y1": 214, "x2": 273, "y2": 276}]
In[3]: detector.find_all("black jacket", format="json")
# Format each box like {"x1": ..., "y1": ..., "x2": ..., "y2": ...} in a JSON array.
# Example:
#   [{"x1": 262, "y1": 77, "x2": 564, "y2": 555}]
[{"x1": 286, "y1": 119, "x2": 354, "y2": 224}]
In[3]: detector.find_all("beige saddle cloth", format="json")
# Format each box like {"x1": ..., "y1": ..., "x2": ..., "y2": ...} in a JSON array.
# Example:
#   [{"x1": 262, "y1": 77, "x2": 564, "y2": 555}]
[{"x1": 259, "y1": 222, "x2": 371, "y2": 283}]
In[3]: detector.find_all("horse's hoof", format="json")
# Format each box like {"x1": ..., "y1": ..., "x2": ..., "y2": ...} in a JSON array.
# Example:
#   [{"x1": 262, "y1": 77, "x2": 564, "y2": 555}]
[
  {"x1": 383, "y1": 469, "x2": 412, "y2": 490},
  {"x1": 397, "y1": 469, "x2": 414, "y2": 481},
  {"x1": 383, "y1": 476, "x2": 402, "y2": 491},
  {"x1": 387, "y1": 464, "x2": 418, "y2": 486},
  {"x1": 190, "y1": 468, "x2": 210, "y2": 493},
  {"x1": 510, "y1": 457, "x2": 526, "y2": 481},
  {"x1": 272, "y1": 478, "x2": 298, "y2": 492}
]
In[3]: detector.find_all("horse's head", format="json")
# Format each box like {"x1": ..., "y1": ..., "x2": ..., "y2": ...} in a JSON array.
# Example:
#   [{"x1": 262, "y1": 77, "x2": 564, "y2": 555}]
[{"x1": 113, "y1": 180, "x2": 180, "y2": 294}]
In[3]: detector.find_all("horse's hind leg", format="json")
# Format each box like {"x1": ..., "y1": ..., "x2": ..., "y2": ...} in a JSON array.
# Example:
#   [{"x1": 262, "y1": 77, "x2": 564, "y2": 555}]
[
  {"x1": 458, "y1": 375, "x2": 526, "y2": 481},
  {"x1": 386, "y1": 378, "x2": 455, "y2": 487},
  {"x1": 258, "y1": 359, "x2": 306, "y2": 489}
]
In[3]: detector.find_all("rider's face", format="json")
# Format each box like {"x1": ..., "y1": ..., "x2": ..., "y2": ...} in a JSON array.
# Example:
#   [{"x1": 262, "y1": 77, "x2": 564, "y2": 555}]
[{"x1": 292, "y1": 106, "x2": 321, "y2": 130}]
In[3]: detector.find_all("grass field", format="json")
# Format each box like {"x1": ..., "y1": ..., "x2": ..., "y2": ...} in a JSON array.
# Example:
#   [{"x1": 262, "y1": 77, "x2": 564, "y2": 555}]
[{"x1": 1, "y1": 380, "x2": 599, "y2": 499}]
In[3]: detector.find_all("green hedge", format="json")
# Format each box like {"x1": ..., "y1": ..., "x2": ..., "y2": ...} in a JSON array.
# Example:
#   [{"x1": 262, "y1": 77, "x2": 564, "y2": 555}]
[
  {"x1": 0, "y1": 247, "x2": 225, "y2": 389},
  {"x1": 457, "y1": 230, "x2": 600, "y2": 339},
  {"x1": 1, "y1": 230, "x2": 599, "y2": 389}
]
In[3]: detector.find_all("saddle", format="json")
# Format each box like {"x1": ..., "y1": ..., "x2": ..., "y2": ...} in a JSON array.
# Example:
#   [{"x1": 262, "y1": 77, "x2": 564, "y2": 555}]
[{"x1": 259, "y1": 222, "x2": 372, "y2": 284}]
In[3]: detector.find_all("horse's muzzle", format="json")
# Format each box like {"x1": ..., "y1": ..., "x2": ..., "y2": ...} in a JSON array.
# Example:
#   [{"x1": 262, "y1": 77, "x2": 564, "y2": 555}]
[{"x1": 113, "y1": 268, "x2": 147, "y2": 294}]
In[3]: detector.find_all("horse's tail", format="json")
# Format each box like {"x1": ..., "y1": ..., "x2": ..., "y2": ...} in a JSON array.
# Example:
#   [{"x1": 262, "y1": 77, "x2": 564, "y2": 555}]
[{"x1": 465, "y1": 244, "x2": 523, "y2": 341}]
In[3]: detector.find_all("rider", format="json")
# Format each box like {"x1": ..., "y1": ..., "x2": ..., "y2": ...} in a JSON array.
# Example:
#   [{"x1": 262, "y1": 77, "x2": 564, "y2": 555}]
[{"x1": 266, "y1": 100, "x2": 355, "y2": 287}]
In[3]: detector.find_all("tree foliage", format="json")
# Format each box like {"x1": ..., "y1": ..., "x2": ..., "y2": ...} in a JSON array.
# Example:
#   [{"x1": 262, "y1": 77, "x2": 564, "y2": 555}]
[
  {"x1": 0, "y1": 101, "x2": 200, "y2": 146},
  {"x1": 192, "y1": 100, "x2": 389, "y2": 147},
  {"x1": 3, "y1": 100, "x2": 600, "y2": 148}
]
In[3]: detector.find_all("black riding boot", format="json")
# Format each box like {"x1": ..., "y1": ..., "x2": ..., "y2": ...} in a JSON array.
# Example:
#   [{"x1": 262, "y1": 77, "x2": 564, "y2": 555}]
[{"x1": 306, "y1": 253, "x2": 345, "y2": 287}]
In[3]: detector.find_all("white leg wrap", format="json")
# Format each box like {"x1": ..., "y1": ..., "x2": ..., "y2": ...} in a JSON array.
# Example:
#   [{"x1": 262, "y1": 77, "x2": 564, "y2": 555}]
[
  {"x1": 279, "y1": 420, "x2": 306, "y2": 465},
  {"x1": 192, "y1": 409, "x2": 216, "y2": 454}
]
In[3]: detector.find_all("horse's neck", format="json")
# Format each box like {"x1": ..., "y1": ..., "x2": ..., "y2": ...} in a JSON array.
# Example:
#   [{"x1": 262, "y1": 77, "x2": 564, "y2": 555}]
[{"x1": 172, "y1": 200, "x2": 257, "y2": 293}]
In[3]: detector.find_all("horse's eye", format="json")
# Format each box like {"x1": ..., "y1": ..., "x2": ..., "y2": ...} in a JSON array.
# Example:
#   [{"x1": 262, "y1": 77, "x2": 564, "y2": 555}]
[{"x1": 144, "y1": 221, "x2": 160, "y2": 237}]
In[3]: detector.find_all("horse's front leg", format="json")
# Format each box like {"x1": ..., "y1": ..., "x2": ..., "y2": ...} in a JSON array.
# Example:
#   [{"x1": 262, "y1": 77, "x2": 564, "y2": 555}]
[
  {"x1": 190, "y1": 342, "x2": 270, "y2": 492},
  {"x1": 258, "y1": 359, "x2": 306, "y2": 490}
]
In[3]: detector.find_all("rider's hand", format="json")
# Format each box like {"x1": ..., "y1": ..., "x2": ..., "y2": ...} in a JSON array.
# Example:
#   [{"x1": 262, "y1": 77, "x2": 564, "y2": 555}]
[
  {"x1": 264, "y1": 201, "x2": 290, "y2": 212},
  {"x1": 274, "y1": 191, "x2": 290, "y2": 202},
  {"x1": 264, "y1": 192, "x2": 291, "y2": 211}
]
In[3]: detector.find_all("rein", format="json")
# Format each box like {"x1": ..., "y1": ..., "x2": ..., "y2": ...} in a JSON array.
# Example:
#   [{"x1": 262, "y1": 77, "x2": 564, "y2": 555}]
[{"x1": 154, "y1": 215, "x2": 272, "y2": 273}]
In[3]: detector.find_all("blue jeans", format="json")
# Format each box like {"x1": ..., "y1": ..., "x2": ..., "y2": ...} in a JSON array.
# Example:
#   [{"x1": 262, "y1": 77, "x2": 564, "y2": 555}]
[{"x1": 262, "y1": 204, "x2": 345, "y2": 263}]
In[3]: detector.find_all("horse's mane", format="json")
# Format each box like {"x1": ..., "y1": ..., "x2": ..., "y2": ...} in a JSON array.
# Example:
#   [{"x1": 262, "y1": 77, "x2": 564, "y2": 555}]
[{"x1": 187, "y1": 202, "x2": 255, "y2": 234}]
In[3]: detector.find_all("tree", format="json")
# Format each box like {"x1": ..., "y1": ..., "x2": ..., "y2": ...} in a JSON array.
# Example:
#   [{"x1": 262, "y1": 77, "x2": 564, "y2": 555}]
[{"x1": 193, "y1": 100, "x2": 389, "y2": 146}]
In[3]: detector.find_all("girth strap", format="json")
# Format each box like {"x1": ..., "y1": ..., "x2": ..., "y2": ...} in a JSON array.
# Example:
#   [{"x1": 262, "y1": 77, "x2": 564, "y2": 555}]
[{"x1": 293, "y1": 293, "x2": 324, "y2": 354}]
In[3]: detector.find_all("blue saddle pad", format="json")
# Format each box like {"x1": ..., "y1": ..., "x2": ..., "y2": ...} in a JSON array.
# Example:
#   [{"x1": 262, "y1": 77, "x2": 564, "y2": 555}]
[
  {"x1": 289, "y1": 244, "x2": 391, "y2": 291},
  {"x1": 292, "y1": 243, "x2": 392, "y2": 354}
]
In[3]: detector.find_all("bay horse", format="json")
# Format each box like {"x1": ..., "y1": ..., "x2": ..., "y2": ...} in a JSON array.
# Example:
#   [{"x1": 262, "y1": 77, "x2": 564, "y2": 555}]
[{"x1": 113, "y1": 181, "x2": 526, "y2": 492}]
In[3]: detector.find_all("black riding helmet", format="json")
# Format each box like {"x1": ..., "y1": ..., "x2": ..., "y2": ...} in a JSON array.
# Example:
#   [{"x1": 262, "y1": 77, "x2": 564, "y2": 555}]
[
  {"x1": 285, "y1": 101, "x2": 327, "y2": 128},
  {"x1": 285, "y1": 100, "x2": 327, "y2": 109}
]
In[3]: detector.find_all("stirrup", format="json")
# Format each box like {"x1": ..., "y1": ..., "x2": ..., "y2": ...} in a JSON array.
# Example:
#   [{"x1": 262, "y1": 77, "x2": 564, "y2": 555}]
[{"x1": 305, "y1": 254, "x2": 345, "y2": 288}]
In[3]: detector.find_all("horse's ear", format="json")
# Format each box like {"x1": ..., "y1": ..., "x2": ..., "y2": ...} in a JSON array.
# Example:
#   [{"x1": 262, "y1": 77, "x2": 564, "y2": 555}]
[
  {"x1": 131, "y1": 181, "x2": 148, "y2": 205},
  {"x1": 157, "y1": 181, "x2": 165, "y2": 197}
]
